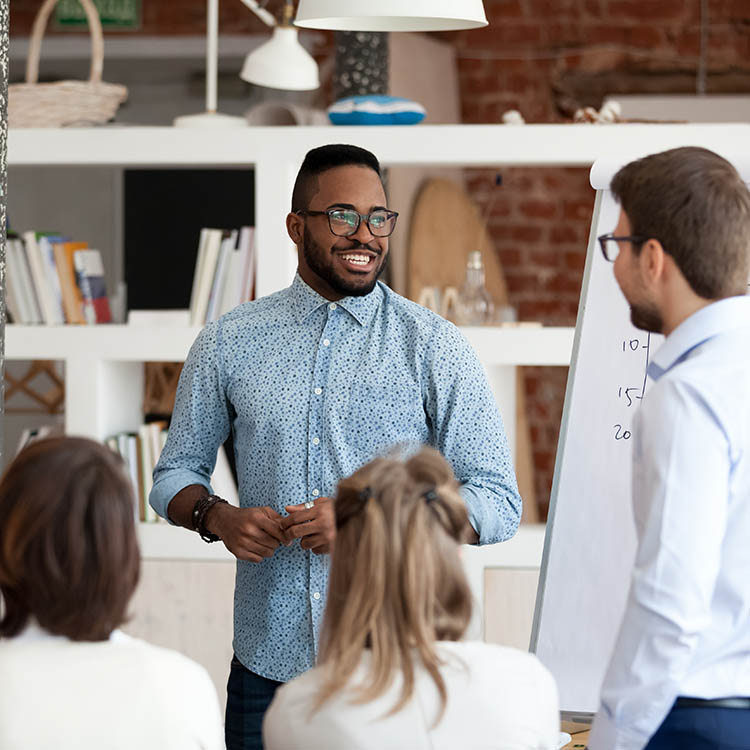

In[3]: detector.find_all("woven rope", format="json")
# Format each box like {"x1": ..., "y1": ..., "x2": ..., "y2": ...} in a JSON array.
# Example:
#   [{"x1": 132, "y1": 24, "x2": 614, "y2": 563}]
[{"x1": 9, "y1": 0, "x2": 127, "y2": 128}]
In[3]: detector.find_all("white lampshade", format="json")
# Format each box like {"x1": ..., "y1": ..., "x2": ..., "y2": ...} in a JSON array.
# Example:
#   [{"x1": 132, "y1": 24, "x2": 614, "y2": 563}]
[
  {"x1": 240, "y1": 27, "x2": 320, "y2": 91},
  {"x1": 294, "y1": 0, "x2": 488, "y2": 31}
]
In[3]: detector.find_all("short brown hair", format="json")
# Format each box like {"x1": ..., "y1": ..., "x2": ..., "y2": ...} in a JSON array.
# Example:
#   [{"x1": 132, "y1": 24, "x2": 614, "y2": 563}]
[
  {"x1": 0, "y1": 437, "x2": 140, "y2": 641},
  {"x1": 317, "y1": 447, "x2": 473, "y2": 721},
  {"x1": 611, "y1": 147, "x2": 750, "y2": 299}
]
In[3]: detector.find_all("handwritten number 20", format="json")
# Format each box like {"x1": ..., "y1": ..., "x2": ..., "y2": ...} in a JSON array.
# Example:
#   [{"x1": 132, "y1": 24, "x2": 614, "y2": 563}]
[{"x1": 613, "y1": 424, "x2": 631, "y2": 441}]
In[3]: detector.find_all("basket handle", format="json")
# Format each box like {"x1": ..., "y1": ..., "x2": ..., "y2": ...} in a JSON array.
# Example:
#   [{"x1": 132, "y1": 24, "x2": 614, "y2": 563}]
[{"x1": 26, "y1": 0, "x2": 104, "y2": 84}]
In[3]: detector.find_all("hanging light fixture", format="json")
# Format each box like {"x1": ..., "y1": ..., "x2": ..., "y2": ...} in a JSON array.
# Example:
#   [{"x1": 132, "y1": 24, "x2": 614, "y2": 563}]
[
  {"x1": 294, "y1": 0, "x2": 488, "y2": 32},
  {"x1": 239, "y1": 0, "x2": 320, "y2": 90}
]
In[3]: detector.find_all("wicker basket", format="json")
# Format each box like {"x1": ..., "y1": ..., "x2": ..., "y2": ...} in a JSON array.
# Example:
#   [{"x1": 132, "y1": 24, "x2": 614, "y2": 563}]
[{"x1": 9, "y1": 0, "x2": 127, "y2": 128}]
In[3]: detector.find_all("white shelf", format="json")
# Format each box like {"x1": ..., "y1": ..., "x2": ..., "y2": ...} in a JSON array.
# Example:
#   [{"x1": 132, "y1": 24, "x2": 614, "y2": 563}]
[
  {"x1": 5, "y1": 324, "x2": 202, "y2": 362},
  {"x1": 137, "y1": 518, "x2": 545, "y2": 565},
  {"x1": 4, "y1": 323, "x2": 573, "y2": 365},
  {"x1": 9, "y1": 123, "x2": 750, "y2": 167},
  {"x1": 138, "y1": 522, "x2": 234, "y2": 561},
  {"x1": 462, "y1": 326, "x2": 573, "y2": 366}
]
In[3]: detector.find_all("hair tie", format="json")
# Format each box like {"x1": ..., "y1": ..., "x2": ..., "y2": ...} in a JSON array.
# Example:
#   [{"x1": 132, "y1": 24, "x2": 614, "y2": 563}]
[
  {"x1": 423, "y1": 488, "x2": 438, "y2": 504},
  {"x1": 358, "y1": 486, "x2": 371, "y2": 503}
]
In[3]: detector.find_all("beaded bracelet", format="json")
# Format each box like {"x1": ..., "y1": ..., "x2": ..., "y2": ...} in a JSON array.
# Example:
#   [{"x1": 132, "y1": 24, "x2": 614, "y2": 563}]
[{"x1": 192, "y1": 494, "x2": 228, "y2": 543}]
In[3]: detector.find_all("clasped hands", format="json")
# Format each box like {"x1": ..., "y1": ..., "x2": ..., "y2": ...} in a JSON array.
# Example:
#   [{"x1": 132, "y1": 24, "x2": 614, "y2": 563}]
[{"x1": 207, "y1": 497, "x2": 336, "y2": 563}]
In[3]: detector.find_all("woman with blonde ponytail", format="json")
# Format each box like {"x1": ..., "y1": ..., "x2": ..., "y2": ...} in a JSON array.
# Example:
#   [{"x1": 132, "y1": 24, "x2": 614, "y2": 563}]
[{"x1": 263, "y1": 447, "x2": 559, "y2": 749}]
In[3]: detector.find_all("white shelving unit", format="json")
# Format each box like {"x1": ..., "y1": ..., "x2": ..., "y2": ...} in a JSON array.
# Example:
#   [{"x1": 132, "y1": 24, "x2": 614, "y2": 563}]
[{"x1": 8, "y1": 123, "x2": 748, "y2": 561}]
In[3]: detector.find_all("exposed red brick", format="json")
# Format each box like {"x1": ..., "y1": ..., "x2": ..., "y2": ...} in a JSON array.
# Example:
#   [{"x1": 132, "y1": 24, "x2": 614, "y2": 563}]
[
  {"x1": 519, "y1": 199, "x2": 558, "y2": 220},
  {"x1": 510, "y1": 225, "x2": 544, "y2": 242},
  {"x1": 486, "y1": 0, "x2": 525, "y2": 19},
  {"x1": 563, "y1": 199, "x2": 594, "y2": 221},
  {"x1": 607, "y1": 0, "x2": 689, "y2": 22},
  {"x1": 564, "y1": 251, "x2": 587, "y2": 272},
  {"x1": 550, "y1": 225, "x2": 582, "y2": 244}
]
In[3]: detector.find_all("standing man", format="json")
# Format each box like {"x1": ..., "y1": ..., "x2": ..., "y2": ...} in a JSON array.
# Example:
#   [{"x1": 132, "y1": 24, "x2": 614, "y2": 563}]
[
  {"x1": 150, "y1": 144, "x2": 521, "y2": 750},
  {"x1": 590, "y1": 147, "x2": 750, "y2": 750}
]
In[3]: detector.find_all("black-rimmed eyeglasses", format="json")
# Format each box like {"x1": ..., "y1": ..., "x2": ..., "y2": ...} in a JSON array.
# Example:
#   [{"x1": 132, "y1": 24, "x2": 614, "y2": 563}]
[
  {"x1": 597, "y1": 233, "x2": 649, "y2": 262},
  {"x1": 296, "y1": 208, "x2": 399, "y2": 238}
]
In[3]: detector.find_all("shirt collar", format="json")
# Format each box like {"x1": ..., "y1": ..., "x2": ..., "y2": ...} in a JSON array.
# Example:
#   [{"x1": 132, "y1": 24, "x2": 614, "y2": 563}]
[
  {"x1": 289, "y1": 272, "x2": 383, "y2": 326},
  {"x1": 648, "y1": 295, "x2": 750, "y2": 380}
]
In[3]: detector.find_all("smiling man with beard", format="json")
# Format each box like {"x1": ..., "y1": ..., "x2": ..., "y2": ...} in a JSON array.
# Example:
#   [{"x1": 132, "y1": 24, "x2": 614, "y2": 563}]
[{"x1": 150, "y1": 144, "x2": 521, "y2": 750}]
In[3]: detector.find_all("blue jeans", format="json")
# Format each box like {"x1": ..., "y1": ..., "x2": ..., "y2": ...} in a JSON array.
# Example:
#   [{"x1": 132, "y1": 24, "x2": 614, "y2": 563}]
[
  {"x1": 225, "y1": 655, "x2": 282, "y2": 750},
  {"x1": 645, "y1": 703, "x2": 750, "y2": 750}
]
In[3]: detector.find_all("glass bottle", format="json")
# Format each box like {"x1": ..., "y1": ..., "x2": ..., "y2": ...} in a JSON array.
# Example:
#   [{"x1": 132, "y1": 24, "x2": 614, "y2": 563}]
[{"x1": 458, "y1": 250, "x2": 494, "y2": 325}]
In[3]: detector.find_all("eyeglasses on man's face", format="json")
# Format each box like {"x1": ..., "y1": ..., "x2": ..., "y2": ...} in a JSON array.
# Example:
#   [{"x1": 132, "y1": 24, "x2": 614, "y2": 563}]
[
  {"x1": 296, "y1": 208, "x2": 399, "y2": 238},
  {"x1": 597, "y1": 233, "x2": 649, "y2": 262}
]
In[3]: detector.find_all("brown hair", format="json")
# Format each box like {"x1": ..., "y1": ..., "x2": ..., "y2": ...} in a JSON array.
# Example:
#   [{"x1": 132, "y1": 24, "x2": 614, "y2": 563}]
[
  {"x1": 0, "y1": 436, "x2": 140, "y2": 641},
  {"x1": 317, "y1": 446, "x2": 473, "y2": 721},
  {"x1": 611, "y1": 146, "x2": 750, "y2": 299}
]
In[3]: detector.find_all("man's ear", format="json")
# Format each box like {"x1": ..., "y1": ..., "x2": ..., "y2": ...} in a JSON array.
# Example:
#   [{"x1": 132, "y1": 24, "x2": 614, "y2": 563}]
[
  {"x1": 287, "y1": 212, "x2": 304, "y2": 245},
  {"x1": 639, "y1": 238, "x2": 666, "y2": 287}
]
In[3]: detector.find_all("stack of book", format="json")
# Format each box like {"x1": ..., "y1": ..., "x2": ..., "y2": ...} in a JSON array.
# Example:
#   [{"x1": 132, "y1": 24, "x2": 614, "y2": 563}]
[
  {"x1": 106, "y1": 422, "x2": 239, "y2": 523},
  {"x1": 189, "y1": 226, "x2": 256, "y2": 326},
  {"x1": 5, "y1": 231, "x2": 112, "y2": 325}
]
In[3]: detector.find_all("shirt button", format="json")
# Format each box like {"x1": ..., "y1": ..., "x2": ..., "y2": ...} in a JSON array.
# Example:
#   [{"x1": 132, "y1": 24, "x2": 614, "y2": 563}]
[
  {"x1": 329, "y1": 303, "x2": 337, "y2": 311},
  {"x1": 314, "y1": 387, "x2": 322, "y2": 395},
  {"x1": 323, "y1": 338, "x2": 330, "y2": 347},
  {"x1": 312, "y1": 437, "x2": 320, "y2": 445},
  {"x1": 313, "y1": 592, "x2": 321, "y2": 600},
  {"x1": 312, "y1": 489, "x2": 320, "y2": 496}
]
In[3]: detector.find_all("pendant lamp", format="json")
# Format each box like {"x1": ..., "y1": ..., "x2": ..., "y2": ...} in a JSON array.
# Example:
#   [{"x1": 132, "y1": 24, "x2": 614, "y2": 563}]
[
  {"x1": 294, "y1": 0, "x2": 488, "y2": 32},
  {"x1": 239, "y1": 0, "x2": 320, "y2": 90}
]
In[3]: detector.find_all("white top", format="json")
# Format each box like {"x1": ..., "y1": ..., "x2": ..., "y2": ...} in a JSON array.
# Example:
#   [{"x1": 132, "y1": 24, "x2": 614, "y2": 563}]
[
  {"x1": 263, "y1": 641, "x2": 559, "y2": 750},
  {"x1": 0, "y1": 623, "x2": 225, "y2": 750},
  {"x1": 590, "y1": 297, "x2": 750, "y2": 750}
]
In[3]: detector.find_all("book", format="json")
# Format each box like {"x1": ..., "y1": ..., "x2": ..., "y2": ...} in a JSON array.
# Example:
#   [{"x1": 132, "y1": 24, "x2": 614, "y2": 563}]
[
  {"x1": 4, "y1": 256, "x2": 23, "y2": 323},
  {"x1": 137, "y1": 423, "x2": 156, "y2": 522},
  {"x1": 7, "y1": 237, "x2": 43, "y2": 324},
  {"x1": 218, "y1": 226, "x2": 254, "y2": 317},
  {"x1": 23, "y1": 230, "x2": 59, "y2": 325},
  {"x1": 238, "y1": 226, "x2": 256, "y2": 306},
  {"x1": 73, "y1": 249, "x2": 112, "y2": 324},
  {"x1": 53, "y1": 241, "x2": 88, "y2": 324},
  {"x1": 38, "y1": 235, "x2": 68, "y2": 325},
  {"x1": 189, "y1": 228, "x2": 223, "y2": 326},
  {"x1": 205, "y1": 230, "x2": 237, "y2": 323},
  {"x1": 188, "y1": 228, "x2": 210, "y2": 322}
]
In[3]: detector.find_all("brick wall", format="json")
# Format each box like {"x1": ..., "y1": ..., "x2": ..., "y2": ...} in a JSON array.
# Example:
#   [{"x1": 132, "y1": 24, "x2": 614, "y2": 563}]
[{"x1": 452, "y1": 0, "x2": 750, "y2": 516}]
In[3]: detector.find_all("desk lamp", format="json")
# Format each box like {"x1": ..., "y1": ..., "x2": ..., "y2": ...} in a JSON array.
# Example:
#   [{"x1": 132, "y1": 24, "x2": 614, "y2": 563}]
[
  {"x1": 239, "y1": 0, "x2": 320, "y2": 90},
  {"x1": 174, "y1": 0, "x2": 320, "y2": 128}
]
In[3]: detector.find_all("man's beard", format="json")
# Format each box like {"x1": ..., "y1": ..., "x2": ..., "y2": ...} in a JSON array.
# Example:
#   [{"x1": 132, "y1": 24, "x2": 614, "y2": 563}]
[
  {"x1": 303, "y1": 225, "x2": 388, "y2": 297},
  {"x1": 630, "y1": 301, "x2": 663, "y2": 334}
]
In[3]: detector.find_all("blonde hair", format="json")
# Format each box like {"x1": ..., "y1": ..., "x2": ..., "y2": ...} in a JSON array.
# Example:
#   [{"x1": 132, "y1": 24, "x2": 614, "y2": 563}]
[{"x1": 316, "y1": 446, "x2": 473, "y2": 721}]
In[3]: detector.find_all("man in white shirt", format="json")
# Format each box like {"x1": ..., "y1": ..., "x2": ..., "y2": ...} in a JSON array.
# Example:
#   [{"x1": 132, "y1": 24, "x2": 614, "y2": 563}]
[{"x1": 589, "y1": 147, "x2": 750, "y2": 750}]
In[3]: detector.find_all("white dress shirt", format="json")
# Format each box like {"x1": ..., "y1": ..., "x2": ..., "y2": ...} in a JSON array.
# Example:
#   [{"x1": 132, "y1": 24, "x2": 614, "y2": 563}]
[
  {"x1": 263, "y1": 640, "x2": 559, "y2": 750},
  {"x1": 590, "y1": 296, "x2": 750, "y2": 750},
  {"x1": 0, "y1": 622, "x2": 225, "y2": 750}
]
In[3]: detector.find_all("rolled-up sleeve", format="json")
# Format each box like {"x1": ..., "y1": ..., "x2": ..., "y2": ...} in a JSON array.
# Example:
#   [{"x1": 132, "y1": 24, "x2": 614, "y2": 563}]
[
  {"x1": 149, "y1": 321, "x2": 231, "y2": 521},
  {"x1": 425, "y1": 324, "x2": 522, "y2": 544}
]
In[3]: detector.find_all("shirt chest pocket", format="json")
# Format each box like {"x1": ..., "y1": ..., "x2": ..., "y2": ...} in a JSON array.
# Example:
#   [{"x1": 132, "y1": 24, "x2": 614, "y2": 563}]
[{"x1": 346, "y1": 379, "x2": 426, "y2": 452}]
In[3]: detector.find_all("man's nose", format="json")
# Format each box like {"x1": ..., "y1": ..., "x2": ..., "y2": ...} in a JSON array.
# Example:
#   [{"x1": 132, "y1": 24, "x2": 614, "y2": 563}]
[{"x1": 350, "y1": 216, "x2": 375, "y2": 244}]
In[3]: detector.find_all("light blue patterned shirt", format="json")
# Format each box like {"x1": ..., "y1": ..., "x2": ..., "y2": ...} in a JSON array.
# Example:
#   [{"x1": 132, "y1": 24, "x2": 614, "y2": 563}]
[{"x1": 150, "y1": 273, "x2": 521, "y2": 682}]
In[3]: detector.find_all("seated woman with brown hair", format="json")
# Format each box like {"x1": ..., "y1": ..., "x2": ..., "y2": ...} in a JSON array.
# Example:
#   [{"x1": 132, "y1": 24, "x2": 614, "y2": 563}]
[
  {"x1": 0, "y1": 436, "x2": 224, "y2": 750},
  {"x1": 263, "y1": 447, "x2": 559, "y2": 749}
]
